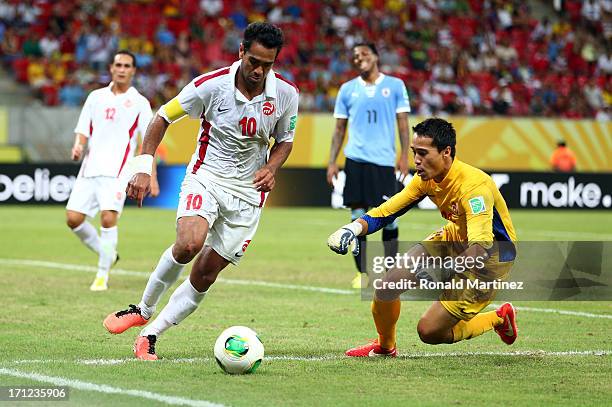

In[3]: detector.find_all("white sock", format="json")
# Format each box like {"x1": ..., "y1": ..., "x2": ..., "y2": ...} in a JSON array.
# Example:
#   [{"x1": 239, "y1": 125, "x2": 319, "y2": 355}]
[
  {"x1": 138, "y1": 246, "x2": 186, "y2": 319},
  {"x1": 96, "y1": 226, "x2": 118, "y2": 279},
  {"x1": 71, "y1": 221, "x2": 100, "y2": 254},
  {"x1": 140, "y1": 279, "x2": 206, "y2": 337}
]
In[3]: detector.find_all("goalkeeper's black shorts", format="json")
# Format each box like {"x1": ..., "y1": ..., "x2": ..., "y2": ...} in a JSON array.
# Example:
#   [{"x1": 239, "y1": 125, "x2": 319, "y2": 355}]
[{"x1": 343, "y1": 158, "x2": 398, "y2": 208}]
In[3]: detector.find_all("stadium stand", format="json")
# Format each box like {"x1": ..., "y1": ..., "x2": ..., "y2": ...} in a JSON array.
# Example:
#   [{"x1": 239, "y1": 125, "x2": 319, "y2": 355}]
[{"x1": 0, "y1": 0, "x2": 610, "y2": 119}]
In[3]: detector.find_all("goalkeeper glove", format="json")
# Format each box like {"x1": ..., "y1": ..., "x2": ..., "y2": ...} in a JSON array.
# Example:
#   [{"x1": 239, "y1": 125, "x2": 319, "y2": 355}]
[{"x1": 327, "y1": 221, "x2": 363, "y2": 256}]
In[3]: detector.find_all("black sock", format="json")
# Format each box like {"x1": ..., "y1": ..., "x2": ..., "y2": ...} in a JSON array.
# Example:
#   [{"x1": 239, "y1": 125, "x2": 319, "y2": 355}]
[
  {"x1": 382, "y1": 228, "x2": 399, "y2": 260},
  {"x1": 352, "y1": 235, "x2": 367, "y2": 273}
]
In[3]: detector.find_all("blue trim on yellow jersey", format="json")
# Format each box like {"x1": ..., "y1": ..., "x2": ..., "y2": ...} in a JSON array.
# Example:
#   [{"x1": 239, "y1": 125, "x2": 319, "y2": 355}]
[
  {"x1": 362, "y1": 197, "x2": 424, "y2": 234},
  {"x1": 493, "y1": 207, "x2": 516, "y2": 261}
]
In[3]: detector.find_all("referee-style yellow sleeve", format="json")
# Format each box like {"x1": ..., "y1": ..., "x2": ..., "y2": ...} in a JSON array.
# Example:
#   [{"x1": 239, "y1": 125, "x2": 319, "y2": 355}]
[
  {"x1": 461, "y1": 185, "x2": 495, "y2": 246},
  {"x1": 161, "y1": 97, "x2": 187, "y2": 122}
]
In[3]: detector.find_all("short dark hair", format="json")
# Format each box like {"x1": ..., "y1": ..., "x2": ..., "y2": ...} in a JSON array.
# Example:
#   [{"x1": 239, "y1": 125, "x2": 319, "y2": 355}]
[
  {"x1": 242, "y1": 22, "x2": 284, "y2": 56},
  {"x1": 557, "y1": 140, "x2": 566, "y2": 147},
  {"x1": 353, "y1": 42, "x2": 378, "y2": 56},
  {"x1": 412, "y1": 118, "x2": 456, "y2": 158},
  {"x1": 113, "y1": 50, "x2": 137, "y2": 68}
]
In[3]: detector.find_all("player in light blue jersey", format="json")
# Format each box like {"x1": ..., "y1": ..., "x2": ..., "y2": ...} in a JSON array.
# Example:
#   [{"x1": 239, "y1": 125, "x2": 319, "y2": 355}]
[{"x1": 327, "y1": 42, "x2": 411, "y2": 288}]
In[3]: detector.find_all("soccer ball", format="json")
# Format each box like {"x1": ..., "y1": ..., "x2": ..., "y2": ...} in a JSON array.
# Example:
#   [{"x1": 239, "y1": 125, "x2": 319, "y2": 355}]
[{"x1": 214, "y1": 326, "x2": 264, "y2": 374}]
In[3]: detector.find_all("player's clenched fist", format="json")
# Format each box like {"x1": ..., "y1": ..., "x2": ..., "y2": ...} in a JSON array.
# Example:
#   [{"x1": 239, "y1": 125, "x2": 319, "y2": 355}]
[
  {"x1": 253, "y1": 167, "x2": 275, "y2": 192},
  {"x1": 126, "y1": 173, "x2": 151, "y2": 207},
  {"x1": 125, "y1": 154, "x2": 154, "y2": 207},
  {"x1": 71, "y1": 143, "x2": 83, "y2": 161},
  {"x1": 327, "y1": 221, "x2": 363, "y2": 256}
]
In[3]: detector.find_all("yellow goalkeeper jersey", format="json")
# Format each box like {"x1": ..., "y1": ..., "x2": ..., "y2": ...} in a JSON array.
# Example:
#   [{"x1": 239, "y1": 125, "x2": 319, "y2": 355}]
[{"x1": 363, "y1": 158, "x2": 516, "y2": 247}]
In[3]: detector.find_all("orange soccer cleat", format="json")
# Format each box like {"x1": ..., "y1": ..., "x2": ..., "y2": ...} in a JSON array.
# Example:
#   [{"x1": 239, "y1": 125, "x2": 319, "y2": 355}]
[
  {"x1": 345, "y1": 339, "x2": 397, "y2": 358},
  {"x1": 134, "y1": 335, "x2": 158, "y2": 361},
  {"x1": 103, "y1": 304, "x2": 148, "y2": 334},
  {"x1": 495, "y1": 302, "x2": 518, "y2": 345}
]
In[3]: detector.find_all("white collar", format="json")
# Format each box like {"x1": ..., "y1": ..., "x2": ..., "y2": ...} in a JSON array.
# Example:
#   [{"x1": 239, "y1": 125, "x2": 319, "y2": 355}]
[
  {"x1": 357, "y1": 73, "x2": 385, "y2": 86},
  {"x1": 107, "y1": 82, "x2": 134, "y2": 96},
  {"x1": 230, "y1": 60, "x2": 277, "y2": 103}
]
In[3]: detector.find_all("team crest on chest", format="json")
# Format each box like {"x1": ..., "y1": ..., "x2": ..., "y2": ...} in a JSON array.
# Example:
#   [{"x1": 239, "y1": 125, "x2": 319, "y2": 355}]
[
  {"x1": 263, "y1": 101, "x2": 275, "y2": 116},
  {"x1": 442, "y1": 201, "x2": 460, "y2": 221},
  {"x1": 124, "y1": 99, "x2": 132, "y2": 108},
  {"x1": 382, "y1": 87, "x2": 391, "y2": 97}
]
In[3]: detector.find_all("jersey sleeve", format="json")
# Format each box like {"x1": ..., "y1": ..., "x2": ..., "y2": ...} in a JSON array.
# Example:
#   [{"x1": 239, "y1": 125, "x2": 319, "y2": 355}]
[
  {"x1": 333, "y1": 83, "x2": 349, "y2": 119},
  {"x1": 137, "y1": 97, "x2": 154, "y2": 141},
  {"x1": 158, "y1": 80, "x2": 203, "y2": 123},
  {"x1": 395, "y1": 79, "x2": 411, "y2": 113},
  {"x1": 361, "y1": 175, "x2": 427, "y2": 234},
  {"x1": 74, "y1": 92, "x2": 94, "y2": 137},
  {"x1": 272, "y1": 91, "x2": 299, "y2": 143},
  {"x1": 460, "y1": 185, "x2": 495, "y2": 247}
]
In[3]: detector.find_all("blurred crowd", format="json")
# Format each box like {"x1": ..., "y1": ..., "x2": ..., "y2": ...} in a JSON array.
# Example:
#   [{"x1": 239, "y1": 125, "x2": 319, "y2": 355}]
[{"x1": 0, "y1": 0, "x2": 610, "y2": 120}]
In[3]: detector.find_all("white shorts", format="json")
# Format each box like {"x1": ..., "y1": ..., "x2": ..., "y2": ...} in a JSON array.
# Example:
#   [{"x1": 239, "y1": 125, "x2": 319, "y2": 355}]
[
  {"x1": 176, "y1": 174, "x2": 262, "y2": 264},
  {"x1": 66, "y1": 176, "x2": 127, "y2": 218}
]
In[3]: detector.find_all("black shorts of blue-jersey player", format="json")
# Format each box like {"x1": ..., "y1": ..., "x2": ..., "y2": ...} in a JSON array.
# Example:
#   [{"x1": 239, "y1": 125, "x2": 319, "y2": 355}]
[{"x1": 343, "y1": 157, "x2": 400, "y2": 274}]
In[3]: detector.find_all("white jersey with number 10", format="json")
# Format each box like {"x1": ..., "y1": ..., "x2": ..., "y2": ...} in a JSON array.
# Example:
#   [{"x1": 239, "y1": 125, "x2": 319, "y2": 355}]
[
  {"x1": 159, "y1": 60, "x2": 299, "y2": 206},
  {"x1": 158, "y1": 61, "x2": 298, "y2": 205}
]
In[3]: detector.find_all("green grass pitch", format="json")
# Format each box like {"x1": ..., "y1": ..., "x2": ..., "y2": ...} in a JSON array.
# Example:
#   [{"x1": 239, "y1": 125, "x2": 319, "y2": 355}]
[{"x1": 0, "y1": 206, "x2": 611, "y2": 406}]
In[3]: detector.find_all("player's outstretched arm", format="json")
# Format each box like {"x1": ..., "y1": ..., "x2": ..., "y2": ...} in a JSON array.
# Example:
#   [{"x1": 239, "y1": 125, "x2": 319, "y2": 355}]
[
  {"x1": 327, "y1": 219, "x2": 368, "y2": 255},
  {"x1": 126, "y1": 114, "x2": 170, "y2": 207},
  {"x1": 326, "y1": 118, "x2": 347, "y2": 186},
  {"x1": 254, "y1": 141, "x2": 293, "y2": 192},
  {"x1": 396, "y1": 112, "x2": 410, "y2": 182}
]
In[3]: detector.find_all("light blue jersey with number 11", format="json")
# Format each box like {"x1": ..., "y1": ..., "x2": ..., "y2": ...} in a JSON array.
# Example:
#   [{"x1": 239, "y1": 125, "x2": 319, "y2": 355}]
[{"x1": 334, "y1": 74, "x2": 411, "y2": 167}]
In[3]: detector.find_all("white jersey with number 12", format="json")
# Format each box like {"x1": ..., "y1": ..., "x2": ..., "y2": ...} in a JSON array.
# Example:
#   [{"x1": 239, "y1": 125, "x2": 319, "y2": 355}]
[{"x1": 75, "y1": 84, "x2": 153, "y2": 178}]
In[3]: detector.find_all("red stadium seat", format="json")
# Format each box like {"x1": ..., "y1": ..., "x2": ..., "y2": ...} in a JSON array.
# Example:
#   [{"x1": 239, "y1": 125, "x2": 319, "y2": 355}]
[
  {"x1": 40, "y1": 84, "x2": 59, "y2": 106},
  {"x1": 12, "y1": 58, "x2": 30, "y2": 83},
  {"x1": 167, "y1": 18, "x2": 189, "y2": 36}
]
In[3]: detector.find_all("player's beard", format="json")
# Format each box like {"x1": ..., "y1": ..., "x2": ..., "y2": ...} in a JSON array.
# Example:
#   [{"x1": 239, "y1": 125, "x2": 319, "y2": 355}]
[
  {"x1": 246, "y1": 74, "x2": 263, "y2": 90},
  {"x1": 356, "y1": 58, "x2": 374, "y2": 75},
  {"x1": 249, "y1": 71, "x2": 262, "y2": 82}
]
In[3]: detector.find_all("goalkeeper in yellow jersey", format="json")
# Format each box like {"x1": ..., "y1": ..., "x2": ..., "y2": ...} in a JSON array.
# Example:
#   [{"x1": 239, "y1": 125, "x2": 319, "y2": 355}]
[{"x1": 327, "y1": 117, "x2": 518, "y2": 357}]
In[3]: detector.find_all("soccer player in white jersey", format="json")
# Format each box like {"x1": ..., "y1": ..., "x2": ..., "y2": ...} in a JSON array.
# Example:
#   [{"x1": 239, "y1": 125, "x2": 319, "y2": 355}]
[
  {"x1": 66, "y1": 50, "x2": 158, "y2": 292},
  {"x1": 327, "y1": 43, "x2": 411, "y2": 288},
  {"x1": 102, "y1": 22, "x2": 299, "y2": 360}
]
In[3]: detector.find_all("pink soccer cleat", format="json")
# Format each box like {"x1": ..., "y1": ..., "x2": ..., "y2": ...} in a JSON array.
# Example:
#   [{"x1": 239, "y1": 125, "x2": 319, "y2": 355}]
[
  {"x1": 495, "y1": 302, "x2": 518, "y2": 345},
  {"x1": 103, "y1": 304, "x2": 148, "y2": 334},
  {"x1": 345, "y1": 339, "x2": 397, "y2": 357}
]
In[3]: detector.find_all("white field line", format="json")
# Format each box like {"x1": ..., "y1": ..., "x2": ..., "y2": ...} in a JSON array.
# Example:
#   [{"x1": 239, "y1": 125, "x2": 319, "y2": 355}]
[
  {"x1": 1, "y1": 258, "x2": 611, "y2": 319},
  {"x1": 490, "y1": 303, "x2": 612, "y2": 319},
  {"x1": 0, "y1": 258, "x2": 354, "y2": 295},
  {"x1": 0, "y1": 367, "x2": 225, "y2": 407},
  {"x1": 3, "y1": 350, "x2": 611, "y2": 368}
]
